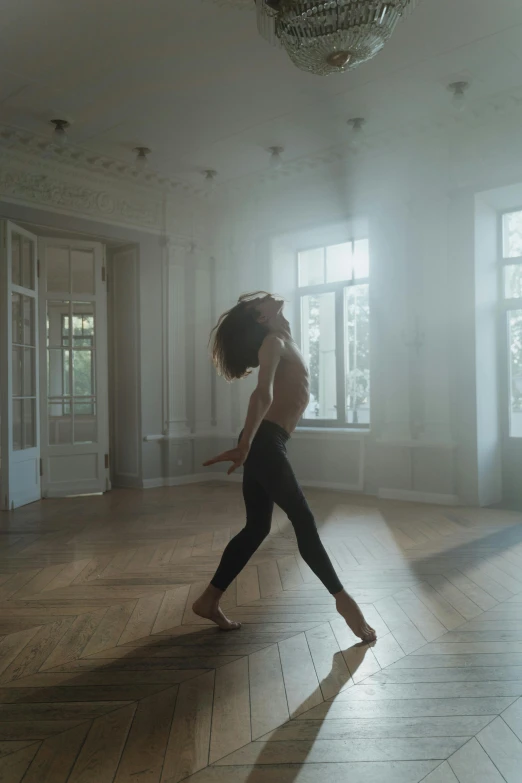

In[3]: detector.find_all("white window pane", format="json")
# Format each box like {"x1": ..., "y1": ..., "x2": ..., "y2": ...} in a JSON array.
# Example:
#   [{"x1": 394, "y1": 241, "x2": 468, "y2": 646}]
[
  {"x1": 74, "y1": 399, "x2": 97, "y2": 444},
  {"x1": 73, "y1": 301, "x2": 95, "y2": 345},
  {"x1": 49, "y1": 401, "x2": 72, "y2": 445},
  {"x1": 47, "y1": 247, "x2": 70, "y2": 292},
  {"x1": 23, "y1": 296, "x2": 35, "y2": 346},
  {"x1": 24, "y1": 347, "x2": 36, "y2": 396},
  {"x1": 353, "y1": 239, "x2": 370, "y2": 279},
  {"x1": 13, "y1": 399, "x2": 22, "y2": 451},
  {"x1": 73, "y1": 350, "x2": 95, "y2": 396},
  {"x1": 72, "y1": 250, "x2": 95, "y2": 294},
  {"x1": 48, "y1": 349, "x2": 70, "y2": 396},
  {"x1": 503, "y1": 212, "x2": 522, "y2": 259},
  {"x1": 298, "y1": 247, "x2": 324, "y2": 287},
  {"x1": 301, "y1": 293, "x2": 337, "y2": 420},
  {"x1": 344, "y1": 284, "x2": 370, "y2": 425},
  {"x1": 12, "y1": 347, "x2": 22, "y2": 397},
  {"x1": 22, "y1": 237, "x2": 35, "y2": 290},
  {"x1": 12, "y1": 293, "x2": 22, "y2": 345},
  {"x1": 11, "y1": 233, "x2": 21, "y2": 286},
  {"x1": 47, "y1": 301, "x2": 70, "y2": 347},
  {"x1": 24, "y1": 398, "x2": 36, "y2": 448},
  {"x1": 504, "y1": 265, "x2": 522, "y2": 299},
  {"x1": 326, "y1": 242, "x2": 352, "y2": 283},
  {"x1": 509, "y1": 309, "x2": 522, "y2": 437}
]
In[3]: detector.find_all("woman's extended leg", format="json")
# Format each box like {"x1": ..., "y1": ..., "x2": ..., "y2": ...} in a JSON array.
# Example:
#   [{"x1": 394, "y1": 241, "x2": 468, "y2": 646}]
[
  {"x1": 255, "y1": 445, "x2": 376, "y2": 642},
  {"x1": 192, "y1": 466, "x2": 273, "y2": 630}
]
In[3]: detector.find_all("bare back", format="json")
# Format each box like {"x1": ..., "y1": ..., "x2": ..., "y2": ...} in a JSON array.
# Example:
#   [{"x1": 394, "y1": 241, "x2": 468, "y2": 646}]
[{"x1": 265, "y1": 338, "x2": 310, "y2": 434}]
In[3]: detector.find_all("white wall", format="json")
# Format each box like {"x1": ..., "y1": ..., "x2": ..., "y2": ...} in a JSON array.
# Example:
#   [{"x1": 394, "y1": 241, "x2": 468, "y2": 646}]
[
  {"x1": 188, "y1": 107, "x2": 522, "y2": 506},
  {"x1": 5, "y1": 93, "x2": 522, "y2": 504},
  {"x1": 474, "y1": 196, "x2": 502, "y2": 507}
]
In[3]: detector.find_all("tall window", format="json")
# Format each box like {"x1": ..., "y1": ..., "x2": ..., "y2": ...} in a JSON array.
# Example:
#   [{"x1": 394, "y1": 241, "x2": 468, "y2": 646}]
[
  {"x1": 297, "y1": 239, "x2": 370, "y2": 427},
  {"x1": 501, "y1": 211, "x2": 522, "y2": 437}
]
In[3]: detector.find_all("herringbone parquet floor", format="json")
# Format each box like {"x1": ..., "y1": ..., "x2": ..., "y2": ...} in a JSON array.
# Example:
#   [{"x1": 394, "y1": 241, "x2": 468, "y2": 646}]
[{"x1": 1, "y1": 483, "x2": 522, "y2": 782}]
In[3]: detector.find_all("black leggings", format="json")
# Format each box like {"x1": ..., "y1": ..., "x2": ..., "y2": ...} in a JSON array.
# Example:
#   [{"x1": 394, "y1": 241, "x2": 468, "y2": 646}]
[{"x1": 211, "y1": 420, "x2": 343, "y2": 595}]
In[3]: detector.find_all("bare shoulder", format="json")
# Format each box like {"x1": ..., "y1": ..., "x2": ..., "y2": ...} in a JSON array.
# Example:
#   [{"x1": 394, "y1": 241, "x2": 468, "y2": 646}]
[{"x1": 259, "y1": 333, "x2": 285, "y2": 359}]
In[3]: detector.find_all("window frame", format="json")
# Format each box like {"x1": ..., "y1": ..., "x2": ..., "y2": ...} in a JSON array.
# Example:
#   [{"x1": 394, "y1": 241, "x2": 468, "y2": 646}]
[
  {"x1": 59, "y1": 312, "x2": 95, "y2": 418},
  {"x1": 499, "y1": 207, "x2": 522, "y2": 441},
  {"x1": 296, "y1": 239, "x2": 370, "y2": 430}
]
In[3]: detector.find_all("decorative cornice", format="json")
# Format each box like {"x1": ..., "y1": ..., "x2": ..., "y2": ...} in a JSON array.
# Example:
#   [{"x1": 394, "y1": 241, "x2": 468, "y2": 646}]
[
  {"x1": 0, "y1": 162, "x2": 164, "y2": 233},
  {"x1": 3, "y1": 81, "x2": 522, "y2": 228},
  {"x1": 0, "y1": 124, "x2": 199, "y2": 198}
]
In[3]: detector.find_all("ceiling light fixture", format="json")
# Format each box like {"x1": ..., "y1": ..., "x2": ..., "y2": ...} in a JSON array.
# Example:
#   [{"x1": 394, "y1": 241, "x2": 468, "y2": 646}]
[
  {"x1": 255, "y1": 1, "x2": 419, "y2": 77},
  {"x1": 202, "y1": 169, "x2": 218, "y2": 192},
  {"x1": 448, "y1": 81, "x2": 469, "y2": 112},
  {"x1": 268, "y1": 146, "x2": 284, "y2": 170},
  {"x1": 50, "y1": 119, "x2": 70, "y2": 147},
  {"x1": 134, "y1": 146, "x2": 151, "y2": 171},
  {"x1": 347, "y1": 117, "x2": 366, "y2": 148}
]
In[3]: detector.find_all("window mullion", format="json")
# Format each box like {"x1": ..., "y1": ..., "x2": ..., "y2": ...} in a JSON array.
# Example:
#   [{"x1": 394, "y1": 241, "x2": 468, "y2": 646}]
[{"x1": 335, "y1": 287, "x2": 345, "y2": 425}]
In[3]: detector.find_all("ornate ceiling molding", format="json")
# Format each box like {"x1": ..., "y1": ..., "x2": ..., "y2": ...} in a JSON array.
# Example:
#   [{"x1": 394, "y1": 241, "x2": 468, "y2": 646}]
[
  {"x1": 0, "y1": 125, "x2": 199, "y2": 198},
  {"x1": 0, "y1": 162, "x2": 164, "y2": 233}
]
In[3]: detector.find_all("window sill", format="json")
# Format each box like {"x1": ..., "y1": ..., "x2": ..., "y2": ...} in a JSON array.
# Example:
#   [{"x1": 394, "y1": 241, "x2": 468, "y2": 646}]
[{"x1": 294, "y1": 427, "x2": 371, "y2": 438}]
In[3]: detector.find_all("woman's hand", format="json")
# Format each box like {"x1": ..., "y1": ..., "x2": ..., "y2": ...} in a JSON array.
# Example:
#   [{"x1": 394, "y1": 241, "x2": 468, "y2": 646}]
[{"x1": 203, "y1": 445, "x2": 249, "y2": 475}]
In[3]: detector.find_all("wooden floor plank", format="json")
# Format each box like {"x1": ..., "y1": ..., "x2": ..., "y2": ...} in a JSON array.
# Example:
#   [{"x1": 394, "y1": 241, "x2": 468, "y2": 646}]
[
  {"x1": 0, "y1": 742, "x2": 39, "y2": 783},
  {"x1": 162, "y1": 671, "x2": 214, "y2": 783},
  {"x1": 68, "y1": 703, "x2": 137, "y2": 783},
  {"x1": 0, "y1": 620, "x2": 74, "y2": 683},
  {"x1": 152, "y1": 586, "x2": 190, "y2": 635},
  {"x1": 113, "y1": 685, "x2": 179, "y2": 783},
  {"x1": 249, "y1": 644, "x2": 289, "y2": 740},
  {"x1": 82, "y1": 603, "x2": 136, "y2": 656},
  {"x1": 2, "y1": 485, "x2": 522, "y2": 782},
  {"x1": 447, "y1": 737, "x2": 505, "y2": 782},
  {"x1": 305, "y1": 623, "x2": 351, "y2": 700},
  {"x1": 278, "y1": 633, "x2": 322, "y2": 718},
  {"x1": 118, "y1": 593, "x2": 164, "y2": 645},
  {"x1": 475, "y1": 715, "x2": 522, "y2": 782},
  {"x1": 21, "y1": 723, "x2": 91, "y2": 783},
  {"x1": 209, "y1": 658, "x2": 251, "y2": 764}
]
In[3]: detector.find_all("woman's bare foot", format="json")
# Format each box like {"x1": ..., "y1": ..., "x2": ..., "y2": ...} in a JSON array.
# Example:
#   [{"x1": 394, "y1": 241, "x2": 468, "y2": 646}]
[
  {"x1": 192, "y1": 585, "x2": 241, "y2": 631},
  {"x1": 335, "y1": 590, "x2": 376, "y2": 643}
]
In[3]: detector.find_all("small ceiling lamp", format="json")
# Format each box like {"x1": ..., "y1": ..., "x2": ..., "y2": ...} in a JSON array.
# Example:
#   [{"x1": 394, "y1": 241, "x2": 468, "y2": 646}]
[
  {"x1": 448, "y1": 81, "x2": 469, "y2": 112},
  {"x1": 347, "y1": 117, "x2": 366, "y2": 148},
  {"x1": 134, "y1": 146, "x2": 151, "y2": 171},
  {"x1": 268, "y1": 145, "x2": 284, "y2": 170},
  {"x1": 50, "y1": 119, "x2": 70, "y2": 147},
  {"x1": 202, "y1": 169, "x2": 218, "y2": 192}
]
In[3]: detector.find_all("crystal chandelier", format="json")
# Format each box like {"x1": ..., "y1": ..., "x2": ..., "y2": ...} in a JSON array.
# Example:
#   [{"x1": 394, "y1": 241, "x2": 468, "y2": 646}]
[{"x1": 255, "y1": 1, "x2": 419, "y2": 76}]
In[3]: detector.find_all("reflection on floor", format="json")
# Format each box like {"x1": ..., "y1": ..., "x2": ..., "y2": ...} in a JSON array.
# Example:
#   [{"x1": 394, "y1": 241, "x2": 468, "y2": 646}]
[{"x1": 1, "y1": 483, "x2": 522, "y2": 782}]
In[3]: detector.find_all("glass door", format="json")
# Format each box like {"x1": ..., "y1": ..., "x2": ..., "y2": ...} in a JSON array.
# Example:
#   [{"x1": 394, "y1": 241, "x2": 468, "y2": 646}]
[
  {"x1": 0, "y1": 221, "x2": 40, "y2": 510},
  {"x1": 39, "y1": 238, "x2": 109, "y2": 497},
  {"x1": 500, "y1": 210, "x2": 522, "y2": 507}
]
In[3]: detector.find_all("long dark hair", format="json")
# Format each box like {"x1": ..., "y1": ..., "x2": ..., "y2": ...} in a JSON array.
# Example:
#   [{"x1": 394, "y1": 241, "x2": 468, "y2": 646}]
[{"x1": 210, "y1": 292, "x2": 271, "y2": 381}]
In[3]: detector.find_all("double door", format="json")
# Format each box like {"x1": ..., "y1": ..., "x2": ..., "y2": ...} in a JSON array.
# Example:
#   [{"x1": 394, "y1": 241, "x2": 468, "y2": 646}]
[{"x1": 0, "y1": 221, "x2": 109, "y2": 508}]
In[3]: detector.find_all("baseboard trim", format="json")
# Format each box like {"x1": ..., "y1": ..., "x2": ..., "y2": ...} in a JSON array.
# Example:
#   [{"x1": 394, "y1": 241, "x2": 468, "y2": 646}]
[
  {"x1": 377, "y1": 488, "x2": 460, "y2": 506},
  {"x1": 298, "y1": 479, "x2": 362, "y2": 493},
  {"x1": 142, "y1": 475, "x2": 459, "y2": 506},
  {"x1": 142, "y1": 474, "x2": 210, "y2": 489},
  {"x1": 142, "y1": 474, "x2": 361, "y2": 493}
]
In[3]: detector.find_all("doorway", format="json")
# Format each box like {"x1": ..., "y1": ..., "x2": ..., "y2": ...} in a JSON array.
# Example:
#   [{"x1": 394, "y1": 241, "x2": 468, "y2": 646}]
[
  {"x1": 499, "y1": 208, "x2": 522, "y2": 508},
  {"x1": 0, "y1": 220, "x2": 110, "y2": 508}
]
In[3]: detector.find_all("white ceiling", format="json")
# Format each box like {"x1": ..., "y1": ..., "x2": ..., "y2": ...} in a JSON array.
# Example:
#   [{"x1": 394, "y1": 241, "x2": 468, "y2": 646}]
[{"x1": 2, "y1": 0, "x2": 522, "y2": 186}]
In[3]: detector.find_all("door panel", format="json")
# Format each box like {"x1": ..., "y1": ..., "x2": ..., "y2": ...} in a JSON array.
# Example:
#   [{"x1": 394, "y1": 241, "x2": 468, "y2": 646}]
[
  {"x1": 39, "y1": 239, "x2": 109, "y2": 497},
  {"x1": 0, "y1": 221, "x2": 40, "y2": 509}
]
